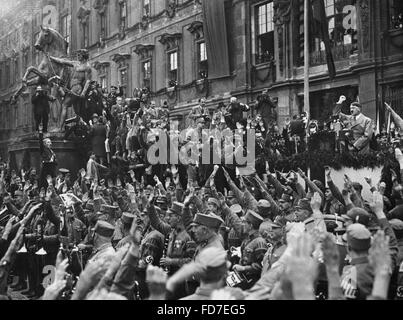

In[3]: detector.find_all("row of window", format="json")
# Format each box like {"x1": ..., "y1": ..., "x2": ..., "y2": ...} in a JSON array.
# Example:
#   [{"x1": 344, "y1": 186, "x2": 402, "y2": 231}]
[{"x1": 97, "y1": 40, "x2": 207, "y2": 95}]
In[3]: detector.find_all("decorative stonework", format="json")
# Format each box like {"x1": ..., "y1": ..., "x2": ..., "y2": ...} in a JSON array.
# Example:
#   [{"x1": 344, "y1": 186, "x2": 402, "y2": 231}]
[
  {"x1": 133, "y1": 44, "x2": 155, "y2": 60},
  {"x1": 111, "y1": 53, "x2": 131, "y2": 68},
  {"x1": 92, "y1": 61, "x2": 110, "y2": 73},
  {"x1": 159, "y1": 33, "x2": 182, "y2": 50},
  {"x1": 273, "y1": 0, "x2": 292, "y2": 26},
  {"x1": 166, "y1": 0, "x2": 177, "y2": 19},
  {"x1": 187, "y1": 21, "x2": 204, "y2": 39},
  {"x1": 77, "y1": 0, "x2": 91, "y2": 25},
  {"x1": 93, "y1": 0, "x2": 109, "y2": 14}
]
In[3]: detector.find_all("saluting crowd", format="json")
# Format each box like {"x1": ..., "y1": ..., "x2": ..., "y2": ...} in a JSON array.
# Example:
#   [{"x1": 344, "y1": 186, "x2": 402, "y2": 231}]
[{"x1": 0, "y1": 80, "x2": 403, "y2": 301}]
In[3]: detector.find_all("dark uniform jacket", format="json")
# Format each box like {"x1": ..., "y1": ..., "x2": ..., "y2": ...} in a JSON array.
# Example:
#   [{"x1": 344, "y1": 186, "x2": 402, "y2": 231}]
[
  {"x1": 240, "y1": 230, "x2": 267, "y2": 284},
  {"x1": 147, "y1": 204, "x2": 194, "y2": 273}
]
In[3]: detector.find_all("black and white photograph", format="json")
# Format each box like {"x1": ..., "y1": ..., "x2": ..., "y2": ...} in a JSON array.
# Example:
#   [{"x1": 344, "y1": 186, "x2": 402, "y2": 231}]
[{"x1": 0, "y1": 0, "x2": 402, "y2": 304}]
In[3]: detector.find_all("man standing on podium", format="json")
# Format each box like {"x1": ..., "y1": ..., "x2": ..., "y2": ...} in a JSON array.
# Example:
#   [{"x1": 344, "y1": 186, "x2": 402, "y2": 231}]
[{"x1": 338, "y1": 98, "x2": 374, "y2": 155}]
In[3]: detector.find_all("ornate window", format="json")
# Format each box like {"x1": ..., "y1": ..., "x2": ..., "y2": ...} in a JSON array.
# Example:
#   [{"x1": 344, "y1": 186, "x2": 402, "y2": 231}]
[
  {"x1": 142, "y1": 61, "x2": 151, "y2": 89},
  {"x1": 159, "y1": 33, "x2": 182, "y2": 87},
  {"x1": 168, "y1": 51, "x2": 178, "y2": 86},
  {"x1": 93, "y1": 61, "x2": 110, "y2": 91},
  {"x1": 188, "y1": 21, "x2": 207, "y2": 80},
  {"x1": 112, "y1": 53, "x2": 131, "y2": 96},
  {"x1": 254, "y1": 1, "x2": 275, "y2": 65},
  {"x1": 134, "y1": 44, "x2": 154, "y2": 90}
]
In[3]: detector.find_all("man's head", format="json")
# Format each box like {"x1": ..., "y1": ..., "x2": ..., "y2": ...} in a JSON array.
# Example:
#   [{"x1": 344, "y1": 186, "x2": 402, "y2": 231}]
[
  {"x1": 36, "y1": 86, "x2": 44, "y2": 93},
  {"x1": 207, "y1": 198, "x2": 220, "y2": 214},
  {"x1": 166, "y1": 202, "x2": 183, "y2": 229},
  {"x1": 93, "y1": 220, "x2": 115, "y2": 246},
  {"x1": 350, "y1": 102, "x2": 362, "y2": 117},
  {"x1": 116, "y1": 97, "x2": 124, "y2": 106},
  {"x1": 92, "y1": 113, "x2": 99, "y2": 124},
  {"x1": 343, "y1": 223, "x2": 371, "y2": 255},
  {"x1": 325, "y1": 188, "x2": 333, "y2": 201},
  {"x1": 43, "y1": 138, "x2": 52, "y2": 148},
  {"x1": 259, "y1": 221, "x2": 283, "y2": 243},
  {"x1": 199, "y1": 98, "x2": 206, "y2": 106},
  {"x1": 230, "y1": 97, "x2": 237, "y2": 104},
  {"x1": 294, "y1": 198, "x2": 313, "y2": 222},
  {"x1": 111, "y1": 86, "x2": 118, "y2": 94},
  {"x1": 279, "y1": 193, "x2": 293, "y2": 211},
  {"x1": 150, "y1": 101, "x2": 156, "y2": 109},
  {"x1": 243, "y1": 210, "x2": 264, "y2": 232},
  {"x1": 342, "y1": 207, "x2": 370, "y2": 228},
  {"x1": 191, "y1": 212, "x2": 223, "y2": 243}
]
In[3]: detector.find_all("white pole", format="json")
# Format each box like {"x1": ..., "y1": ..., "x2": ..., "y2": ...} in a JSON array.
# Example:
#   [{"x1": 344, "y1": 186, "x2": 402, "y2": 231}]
[{"x1": 304, "y1": 0, "x2": 310, "y2": 115}]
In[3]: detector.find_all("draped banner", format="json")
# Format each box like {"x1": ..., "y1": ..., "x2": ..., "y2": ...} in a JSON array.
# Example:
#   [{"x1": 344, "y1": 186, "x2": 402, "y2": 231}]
[
  {"x1": 310, "y1": 0, "x2": 336, "y2": 80},
  {"x1": 201, "y1": 0, "x2": 230, "y2": 80}
]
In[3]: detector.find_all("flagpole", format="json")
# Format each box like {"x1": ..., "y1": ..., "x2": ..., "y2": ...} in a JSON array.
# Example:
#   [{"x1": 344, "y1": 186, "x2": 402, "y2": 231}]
[
  {"x1": 304, "y1": 0, "x2": 310, "y2": 115},
  {"x1": 304, "y1": 0, "x2": 310, "y2": 179}
]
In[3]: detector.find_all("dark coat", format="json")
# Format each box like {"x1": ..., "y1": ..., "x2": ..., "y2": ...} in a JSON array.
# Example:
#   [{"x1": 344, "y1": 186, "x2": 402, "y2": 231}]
[{"x1": 89, "y1": 124, "x2": 107, "y2": 158}]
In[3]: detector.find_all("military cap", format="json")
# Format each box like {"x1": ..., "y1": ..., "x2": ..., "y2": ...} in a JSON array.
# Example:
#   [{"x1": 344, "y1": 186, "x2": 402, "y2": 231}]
[
  {"x1": 245, "y1": 210, "x2": 264, "y2": 228},
  {"x1": 167, "y1": 202, "x2": 184, "y2": 216},
  {"x1": 111, "y1": 85, "x2": 118, "y2": 90},
  {"x1": 390, "y1": 219, "x2": 403, "y2": 239},
  {"x1": 342, "y1": 208, "x2": 370, "y2": 227},
  {"x1": 343, "y1": 224, "x2": 371, "y2": 251},
  {"x1": 14, "y1": 190, "x2": 23, "y2": 197},
  {"x1": 279, "y1": 193, "x2": 294, "y2": 203},
  {"x1": 101, "y1": 204, "x2": 119, "y2": 215},
  {"x1": 257, "y1": 200, "x2": 271, "y2": 218},
  {"x1": 122, "y1": 212, "x2": 135, "y2": 225},
  {"x1": 191, "y1": 212, "x2": 224, "y2": 229},
  {"x1": 94, "y1": 221, "x2": 115, "y2": 238},
  {"x1": 196, "y1": 247, "x2": 228, "y2": 268},
  {"x1": 230, "y1": 204, "x2": 243, "y2": 216},
  {"x1": 207, "y1": 198, "x2": 220, "y2": 207},
  {"x1": 295, "y1": 198, "x2": 312, "y2": 213},
  {"x1": 91, "y1": 113, "x2": 99, "y2": 119},
  {"x1": 59, "y1": 168, "x2": 70, "y2": 174}
]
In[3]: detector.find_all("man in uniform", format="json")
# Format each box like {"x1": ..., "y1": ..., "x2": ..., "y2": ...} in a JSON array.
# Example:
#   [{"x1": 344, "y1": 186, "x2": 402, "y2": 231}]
[
  {"x1": 147, "y1": 201, "x2": 194, "y2": 275},
  {"x1": 86, "y1": 221, "x2": 115, "y2": 266},
  {"x1": 48, "y1": 49, "x2": 92, "y2": 131},
  {"x1": 260, "y1": 221, "x2": 286, "y2": 275},
  {"x1": 339, "y1": 102, "x2": 374, "y2": 155},
  {"x1": 232, "y1": 210, "x2": 267, "y2": 289},
  {"x1": 112, "y1": 212, "x2": 134, "y2": 249}
]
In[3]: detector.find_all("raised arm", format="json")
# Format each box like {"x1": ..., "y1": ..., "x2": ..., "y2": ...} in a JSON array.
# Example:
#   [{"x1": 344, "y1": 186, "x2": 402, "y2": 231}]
[{"x1": 49, "y1": 56, "x2": 75, "y2": 68}]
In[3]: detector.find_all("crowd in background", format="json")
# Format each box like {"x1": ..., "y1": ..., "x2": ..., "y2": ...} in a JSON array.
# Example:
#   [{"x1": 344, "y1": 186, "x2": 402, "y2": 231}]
[{"x1": 0, "y1": 81, "x2": 403, "y2": 301}]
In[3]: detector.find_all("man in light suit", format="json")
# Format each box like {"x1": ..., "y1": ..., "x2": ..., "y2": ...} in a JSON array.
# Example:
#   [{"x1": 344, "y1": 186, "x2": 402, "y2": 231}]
[{"x1": 339, "y1": 101, "x2": 374, "y2": 155}]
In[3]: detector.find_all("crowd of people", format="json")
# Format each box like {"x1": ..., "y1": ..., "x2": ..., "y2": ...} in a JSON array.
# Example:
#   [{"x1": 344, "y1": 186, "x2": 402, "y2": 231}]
[{"x1": 1, "y1": 74, "x2": 403, "y2": 301}]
